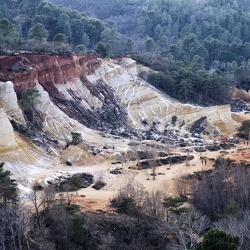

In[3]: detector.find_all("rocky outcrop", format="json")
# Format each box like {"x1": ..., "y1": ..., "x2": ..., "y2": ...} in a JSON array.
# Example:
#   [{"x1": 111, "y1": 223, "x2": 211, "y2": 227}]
[
  {"x1": 0, "y1": 81, "x2": 25, "y2": 124},
  {"x1": 95, "y1": 58, "x2": 237, "y2": 135},
  {"x1": 0, "y1": 54, "x2": 126, "y2": 130},
  {"x1": 0, "y1": 53, "x2": 242, "y2": 178},
  {"x1": 0, "y1": 105, "x2": 17, "y2": 151},
  {"x1": 0, "y1": 54, "x2": 99, "y2": 93},
  {"x1": 0, "y1": 54, "x2": 238, "y2": 139}
]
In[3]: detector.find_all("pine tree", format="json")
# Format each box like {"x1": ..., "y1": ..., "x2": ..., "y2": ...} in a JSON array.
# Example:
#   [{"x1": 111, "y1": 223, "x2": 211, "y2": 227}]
[{"x1": 0, "y1": 162, "x2": 18, "y2": 206}]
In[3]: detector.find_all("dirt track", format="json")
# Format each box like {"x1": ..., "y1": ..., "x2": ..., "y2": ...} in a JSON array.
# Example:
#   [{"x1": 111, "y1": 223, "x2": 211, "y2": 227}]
[{"x1": 20, "y1": 138, "x2": 250, "y2": 212}]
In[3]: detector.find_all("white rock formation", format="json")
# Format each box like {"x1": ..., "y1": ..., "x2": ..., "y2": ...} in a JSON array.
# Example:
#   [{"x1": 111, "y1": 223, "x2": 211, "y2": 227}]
[
  {"x1": 0, "y1": 81, "x2": 25, "y2": 124},
  {"x1": 91, "y1": 58, "x2": 237, "y2": 135},
  {"x1": 0, "y1": 104, "x2": 18, "y2": 151},
  {"x1": 34, "y1": 82, "x2": 104, "y2": 143}
]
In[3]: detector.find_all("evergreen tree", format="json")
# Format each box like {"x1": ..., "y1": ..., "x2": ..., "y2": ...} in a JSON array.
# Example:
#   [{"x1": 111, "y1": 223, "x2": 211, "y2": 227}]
[
  {"x1": 0, "y1": 162, "x2": 18, "y2": 206},
  {"x1": 28, "y1": 22, "x2": 49, "y2": 43},
  {"x1": 0, "y1": 18, "x2": 20, "y2": 50},
  {"x1": 194, "y1": 229, "x2": 240, "y2": 250}
]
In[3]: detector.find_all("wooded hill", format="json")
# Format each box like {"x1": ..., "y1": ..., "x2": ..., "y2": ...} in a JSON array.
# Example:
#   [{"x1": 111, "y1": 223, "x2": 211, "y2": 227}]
[
  {"x1": 50, "y1": 0, "x2": 250, "y2": 104},
  {"x1": 1, "y1": 0, "x2": 250, "y2": 105},
  {"x1": 0, "y1": 0, "x2": 117, "y2": 53}
]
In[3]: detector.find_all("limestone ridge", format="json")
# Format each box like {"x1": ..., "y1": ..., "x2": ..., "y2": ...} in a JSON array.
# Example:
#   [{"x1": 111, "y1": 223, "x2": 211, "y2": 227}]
[
  {"x1": 96, "y1": 58, "x2": 236, "y2": 135},
  {"x1": 0, "y1": 80, "x2": 24, "y2": 152}
]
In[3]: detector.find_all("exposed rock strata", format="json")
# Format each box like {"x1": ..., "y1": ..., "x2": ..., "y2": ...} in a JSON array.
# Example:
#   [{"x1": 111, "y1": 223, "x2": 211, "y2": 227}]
[
  {"x1": 0, "y1": 54, "x2": 126, "y2": 130},
  {"x1": 229, "y1": 87, "x2": 250, "y2": 102},
  {"x1": 0, "y1": 54, "x2": 240, "y2": 175},
  {"x1": 95, "y1": 58, "x2": 237, "y2": 135}
]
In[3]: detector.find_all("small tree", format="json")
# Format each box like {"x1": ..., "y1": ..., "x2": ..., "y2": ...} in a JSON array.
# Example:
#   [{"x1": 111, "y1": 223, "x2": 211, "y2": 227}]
[
  {"x1": 53, "y1": 33, "x2": 66, "y2": 45},
  {"x1": 193, "y1": 229, "x2": 240, "y2": 250},
  {"x1": 0, "y1": 18, "x2": 20, "y2": 51},
  {"x1": 236, "y1": 120, "x2": 250, "y2": 140},
  {"x1": 117, "y1": 197, "x2": 139, "y2": 216},
  {"x1": 0, "y1": 162, "x2": 18, "y2": 206},
  {"x1": 67, "y1": 174, "x2": 82, "y2": 194},
  {"x1": 70, "y1": 132, "x2": 82, "y2": 145},
  {"x1": 163, "y1": 196, "x2": 188, "y2": 221},
  {"x1": 75, "y1": 44, "x2": 87, "y2": 55},
  {"x1": 171, "y1": 115, "x2": 177, "y2": 126},
  {"x1": 19, "y1": 88, "x2": 41, "y2": 126},
  {"x1": 95, "y1": 42, "x2": 111, "y2": 58},
  {"x1": 28, "y1": 23, "x2": 49, "y2": 43},
  {"x1": 148, "y1": 144, "x2": 157, "y2": 180}
]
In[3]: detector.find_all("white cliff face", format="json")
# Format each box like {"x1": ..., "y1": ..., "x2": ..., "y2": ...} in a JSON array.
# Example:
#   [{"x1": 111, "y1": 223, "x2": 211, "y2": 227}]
[
  {"x1": 0, "y1": 106, "x2": 18, "y2": 151},
  {"x1": 90, "y1": 58, "x2": 237, "y2": 135},
  {"x1": 0, "y1": 81, "x2": 26, "y2": 124}
]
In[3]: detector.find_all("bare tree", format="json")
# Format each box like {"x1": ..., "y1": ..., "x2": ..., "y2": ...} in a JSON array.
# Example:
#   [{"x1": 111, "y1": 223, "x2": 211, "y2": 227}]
[
  {"x1": 142, "y1": 190, "x2": 166, "y2": 219},
  {"x1": 214, "y1": 213, "x2": 250, "y2": 250},
  {"x1": 174, "y1": 176, "x2": 189, "y2": 198},
  {"x1": 0, "y1": 204, "x2": 31, "y2": 250},
  {"x1": 43, "y1": 186, "x2": 56, "y2": 211},
  {"x1": 62, "y1": 183, "x2": 75, "y2": 205},
  {"x1": 148, "y1": 143, "x2": 157, "y2": 180},
  {"x1": 169, "y1": 208, "x2": 210, "y2": 250},
  {"x1": 29, "y1": 189, "x2": 45, "y2": 229},
  {"x1": 116, "y1": 180, "x2": 147, "y2": 207},
  {"x1": 129, "y1": 141, "x2": 142, "y2": 169}
]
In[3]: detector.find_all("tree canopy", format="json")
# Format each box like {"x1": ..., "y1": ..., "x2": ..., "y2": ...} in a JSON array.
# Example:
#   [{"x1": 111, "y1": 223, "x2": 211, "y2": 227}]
[
  {"x1": 194, "y1": 229, "x2": 240, "y2": 250},
  {"x1": 2, "y1": 0, "x2": 250, "y2": 105},
  {"x1": 236, "y1": 120, "x2": 250, "y2": 139}
]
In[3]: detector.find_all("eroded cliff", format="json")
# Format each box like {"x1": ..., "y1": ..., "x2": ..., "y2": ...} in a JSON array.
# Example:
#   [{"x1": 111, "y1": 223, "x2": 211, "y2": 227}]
[
  {"x1": 0, "y1": 54, "x2": 126, "y2": 130},
  {"x1": 0, "y1": 53, "x2": 240, "y2": 176}
]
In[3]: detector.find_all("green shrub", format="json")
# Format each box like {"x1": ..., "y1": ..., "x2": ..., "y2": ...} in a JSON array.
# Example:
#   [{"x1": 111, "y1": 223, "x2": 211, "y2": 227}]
[{"x1": 193, "y1": 229, "x2": 240, "y2": 250}]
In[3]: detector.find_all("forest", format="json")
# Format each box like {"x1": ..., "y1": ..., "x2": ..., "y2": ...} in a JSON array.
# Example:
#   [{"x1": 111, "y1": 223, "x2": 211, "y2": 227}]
[
  {"x1": 1, "y1": 0, "x2": 250, "y2": 105},
  {"x1": 51, "y1": 0, "x2": 250, "y2": 104}
]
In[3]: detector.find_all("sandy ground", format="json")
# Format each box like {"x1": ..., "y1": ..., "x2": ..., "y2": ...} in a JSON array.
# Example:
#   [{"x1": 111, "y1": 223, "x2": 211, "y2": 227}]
[{"x1": 18, "y1": 139, "x2": 250, "y2": 212}]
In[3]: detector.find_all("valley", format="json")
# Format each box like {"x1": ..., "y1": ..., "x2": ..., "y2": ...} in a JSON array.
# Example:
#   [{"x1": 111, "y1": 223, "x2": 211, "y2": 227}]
[{"x1": 0, "y1": 54, "x2": 248, "y2": 210}]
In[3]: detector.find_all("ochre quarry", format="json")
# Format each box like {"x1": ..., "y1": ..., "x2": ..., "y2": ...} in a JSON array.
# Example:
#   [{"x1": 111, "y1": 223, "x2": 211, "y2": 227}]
[{"x1": 0, "y1": 54, "x2": 240, "y2": 177}]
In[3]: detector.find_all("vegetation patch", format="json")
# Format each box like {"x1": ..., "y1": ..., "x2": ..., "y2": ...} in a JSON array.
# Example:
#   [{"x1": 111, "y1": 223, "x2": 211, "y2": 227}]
[
  {"x1": 10, "y1": 119, "x2": 30, "y2": 137},
  {"x1": 190, "y1": 116, "x2": 208, "y2": 134},
  {"x1": 92, "y1": 179, "x2": 106, "y2": 190}
]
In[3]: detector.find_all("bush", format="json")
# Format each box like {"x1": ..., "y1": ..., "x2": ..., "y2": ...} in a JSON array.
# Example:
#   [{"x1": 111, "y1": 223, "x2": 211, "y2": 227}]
[
  {"x1": 193, "y1": 229, "x2": 240, "y2": 250},
  {"x1": 171, "y1": 115, "x2": 177, "y2": 126},
  {"x1": 65, "y1": 204, "x2": 80, "y2": 214},
  {"x1": 92, "y1": 180, "x2": 106, "y2": 190},
  {"x1": 236, "y1": 120, "x2": 250, "y2": 139},
  {"x1": 70, "y1": 132, "x2": 82, "y2": 145},
  {"x1": 10, "y1": 120, "x2": 30, "y2": 137},
  {"x1": 117, "y1": 197, "x2": 140, "y2": 216}
]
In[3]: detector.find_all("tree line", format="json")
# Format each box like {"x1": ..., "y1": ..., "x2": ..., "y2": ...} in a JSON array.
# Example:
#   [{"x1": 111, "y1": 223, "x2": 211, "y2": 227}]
[
  {"x1": 2, "y1": 0, "x2": 250, "y2": 105},
  {"x1": 50, "y1": 0, "x2": 250, "y2": 105},
  {"x1": 0, "y1": 0, "x2": 128, "y2": 55}
]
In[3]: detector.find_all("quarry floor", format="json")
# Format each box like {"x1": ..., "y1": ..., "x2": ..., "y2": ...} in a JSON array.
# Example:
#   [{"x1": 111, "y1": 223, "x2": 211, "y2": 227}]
[{"x1": 21, "y1": 139, "x2": 250, "y2": 212}]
